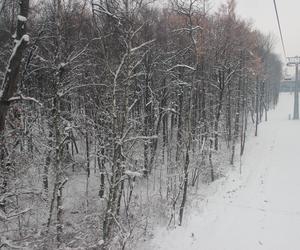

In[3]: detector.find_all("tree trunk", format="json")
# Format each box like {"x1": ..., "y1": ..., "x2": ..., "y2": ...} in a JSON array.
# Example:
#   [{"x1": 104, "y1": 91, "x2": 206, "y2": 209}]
[
  {"x1": 0, "y1": 0, "x2": 29, "y2": 213},
  {"x1": 255, "y1": 77, "x2": 260, "y2": 137}
]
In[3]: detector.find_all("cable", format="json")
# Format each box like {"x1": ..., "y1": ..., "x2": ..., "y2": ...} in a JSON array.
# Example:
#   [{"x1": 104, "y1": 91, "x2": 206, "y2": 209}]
[{"x1": 273, "y1": 0, "x2": 287, "y2": 60}]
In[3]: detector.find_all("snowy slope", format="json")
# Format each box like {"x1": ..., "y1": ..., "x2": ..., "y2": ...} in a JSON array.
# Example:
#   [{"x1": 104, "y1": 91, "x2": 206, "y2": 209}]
[{"x1": 145, "y1": 93, "x2": 300, "y2": 250}]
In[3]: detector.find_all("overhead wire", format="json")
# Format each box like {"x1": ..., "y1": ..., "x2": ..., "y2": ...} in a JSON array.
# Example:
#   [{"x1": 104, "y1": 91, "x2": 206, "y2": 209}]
[{"x1": 273, "y1": 0, "x2": 288, "y2": 61}]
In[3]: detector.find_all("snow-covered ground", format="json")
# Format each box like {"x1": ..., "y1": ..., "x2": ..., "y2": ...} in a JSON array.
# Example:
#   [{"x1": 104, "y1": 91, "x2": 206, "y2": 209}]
[{"x1": 144, "y1": 93, "x2": 300, "y2": 250}]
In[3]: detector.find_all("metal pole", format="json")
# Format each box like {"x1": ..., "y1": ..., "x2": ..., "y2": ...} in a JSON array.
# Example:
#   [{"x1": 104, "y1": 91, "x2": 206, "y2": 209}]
[{"x1": 294, "y1": 63, "x2": 299, "y2": 119}]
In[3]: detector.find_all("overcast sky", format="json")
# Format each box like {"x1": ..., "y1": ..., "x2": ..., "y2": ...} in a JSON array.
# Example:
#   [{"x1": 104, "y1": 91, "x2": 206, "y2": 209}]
[{"x1": 213, "y1": 0, "x2": 299, "y2": 62}]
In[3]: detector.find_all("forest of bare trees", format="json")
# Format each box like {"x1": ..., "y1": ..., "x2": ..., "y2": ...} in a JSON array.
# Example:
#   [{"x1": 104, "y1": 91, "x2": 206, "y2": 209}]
[{"x1": 0, "y1": 0, "x2": 282, "y2": 249}]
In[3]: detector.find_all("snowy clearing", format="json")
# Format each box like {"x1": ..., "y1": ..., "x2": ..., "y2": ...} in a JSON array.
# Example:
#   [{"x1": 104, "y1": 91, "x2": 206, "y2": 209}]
[{"x1": 146, "y1": 93, "x2": 300, "y2": 250}]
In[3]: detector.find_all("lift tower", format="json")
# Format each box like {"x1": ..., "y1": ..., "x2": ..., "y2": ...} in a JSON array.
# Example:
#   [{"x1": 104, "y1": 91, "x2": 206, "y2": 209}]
[{"x1": 287, "y1": 56, "x2": 300, "y2": 120}]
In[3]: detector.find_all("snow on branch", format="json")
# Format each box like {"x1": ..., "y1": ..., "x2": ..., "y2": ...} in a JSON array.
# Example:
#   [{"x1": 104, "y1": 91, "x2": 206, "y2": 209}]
[
  {"x1": 172, "y1": 26, "x2": 202, "y2": 33},
  {"x1": 1, "y1": 34, "x2": 29, "y2": 98},
  {"x1": 17, "y1": 15, "x2": 27, "y2": 22},
  {"x1": 0, "y1": 239, "x2": 24, "y2": 249},
  {"x1": 167, "y1": 64, "x2": 196, "y2": 72},
  {"x1": 128, "y1": 99, "x2": 138, "y2": 114},
  {"x1": 0, "y1": 207, "x2": 31, "y2": 222},
  {"x1": 130, "y1": 39, "x2": 156, "y2": 53},
  {"x1": 0, "y1": 240, "x2": 24, "y2": 249},
  {"x1": 4, "y1": 34, "x2": 29, "y2": 75},
  {"x1": 124, "y1": 170, "x2": 143, "y2": 178},
  {"x1": 8, "y1": 94, "x2": 42, "y2": 106},
  {"x1": 163, "y1": 107, "x2": 179, "y2": 115},
  {"x1": 8, "y1": 207, "x2": 31, "y2": 220}
]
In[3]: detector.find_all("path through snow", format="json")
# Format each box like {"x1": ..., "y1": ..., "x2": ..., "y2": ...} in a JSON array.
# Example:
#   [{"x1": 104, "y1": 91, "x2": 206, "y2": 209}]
[{"x1": 145, "y1": 93, "x2": 300, "y2": 250}]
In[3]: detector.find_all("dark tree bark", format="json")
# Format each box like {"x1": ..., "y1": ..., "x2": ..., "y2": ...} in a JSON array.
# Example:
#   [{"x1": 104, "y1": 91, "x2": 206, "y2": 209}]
[
  {"x1": 0, "y1": 0, "x2": 29, "y2": 212},
  {"x1": 0, "y1": 0, "x2": 30, "y2": 132}
]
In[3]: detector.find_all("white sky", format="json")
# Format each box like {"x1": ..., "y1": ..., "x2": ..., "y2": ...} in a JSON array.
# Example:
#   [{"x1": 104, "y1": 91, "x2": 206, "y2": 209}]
[{"x1": 213, "y1": 0, "x2": 299, "y2": 62}]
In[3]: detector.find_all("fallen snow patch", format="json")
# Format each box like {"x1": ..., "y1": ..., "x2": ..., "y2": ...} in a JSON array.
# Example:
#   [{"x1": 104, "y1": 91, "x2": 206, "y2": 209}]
[{"x1": 17, "y1": 15, "x2": 27, "y2": 22}]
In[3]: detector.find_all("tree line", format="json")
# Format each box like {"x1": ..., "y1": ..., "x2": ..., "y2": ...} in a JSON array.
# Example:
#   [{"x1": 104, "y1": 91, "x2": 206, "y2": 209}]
[{"x1": 0, "y1": 0, "x2": 282, "y2": 249}]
